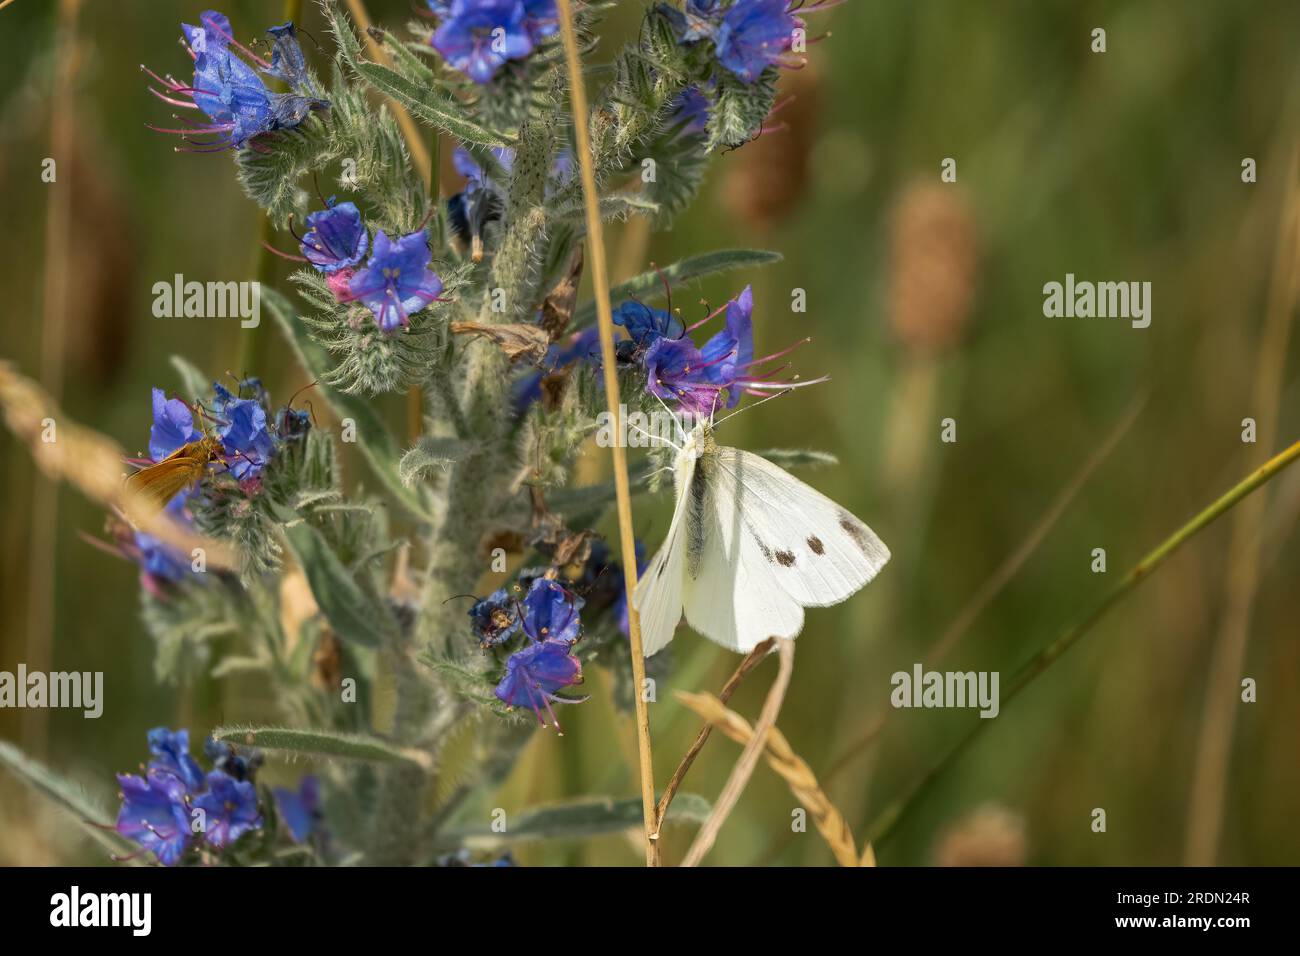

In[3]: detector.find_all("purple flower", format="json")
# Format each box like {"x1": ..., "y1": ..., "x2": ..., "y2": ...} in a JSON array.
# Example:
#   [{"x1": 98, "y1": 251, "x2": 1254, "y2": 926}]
[
  {"x1": 126, "y1": 493, "x2": 194, "y2": 588},
  {"x1": 494, "y1": 638, "x2": 584, "y2": 730},
  {"x1": 642, "y1": 285, "x2": 810, "y2": 417},
  {"x1": 344, "y1": 229, "x2": 445, "y2": 333},
  {"x1": 149, "y1": 388, "x2": 199, "y2": 461},
  {"x1": 192, "y1": 771, "x2": 262, "y2": 848},
  {"x1": 273, "y1": 776, "x2": 320, "y2": 843},
  {"x1": 144, "y1": 11, "x2": 327, "y2": 151},
  {"x1": 301, "y1": 202, "x2": 368, "y2": 274},
  {"x1": 714, "y1": 0, "x2": 800, "y2": 82},
  {"x1": 146, "y1": 726, "x2": 206, "y2": 792},
  {"x1": 432, "y1": 0, "x2": 538, "y2": 84},
  {"x1": 520, "y1": 577, "x2": 584, "y2": 644},
  {"x1": 644, "y1": 335, "x2": 724, "y2": 417},
  {"x1": 214, "y1": 397, "x2": 275, "y2": 481},
  {"x1": 115, "y1": 772, "x2": 193, "y2": 866}
]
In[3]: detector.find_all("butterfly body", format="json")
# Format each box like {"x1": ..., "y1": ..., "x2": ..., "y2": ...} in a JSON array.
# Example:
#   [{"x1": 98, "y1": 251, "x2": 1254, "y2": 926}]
[
  {"x1": 124, "y1": 436, "x2": 225, "y2": 514},
  {"x1": 634, "y1": 420, "x2": 890, "y2": 656}
]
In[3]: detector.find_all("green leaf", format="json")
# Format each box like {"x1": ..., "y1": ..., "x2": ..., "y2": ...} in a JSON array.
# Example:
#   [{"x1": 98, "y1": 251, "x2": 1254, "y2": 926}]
[
  {"x1": 756, "y1": 448, "x2": 840, "y2": 470},
  {"x1": 0, "y1": 740, "x2": 135, "y2": 857},
  {"x1": 327, "y1": 1, "x2": 512, "y2": 147},
  {"x1": 279, "y1": 516, "x2": 392, "y2": 648},
  {"x1": 573, "y1": 249, "x2": 782, "y2": 329},
  {"x1": 444, "y1": 793, "x2": 711, "y2": 845},
  {"x1": 263, "y1": 286, "x2": 433, "y2": 520},
  {"x1": 210, "y1": 726, "x2": 431, "y2": 769}
]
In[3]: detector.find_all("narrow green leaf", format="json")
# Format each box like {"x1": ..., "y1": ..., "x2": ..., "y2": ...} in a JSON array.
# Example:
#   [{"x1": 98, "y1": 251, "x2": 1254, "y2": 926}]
[
  {"x1": 325, "y1": 0, "x2": 511, "y2": 148},
  {"x1": 353, "y1": 61, "x2": 512, "y2": 147},
  {"x1": 210, "y1": 726, "x2": 431, "y2": 769},
  {"x1": 0, "y1": 741, "x2": 134, "y2": 857},
  {"x1": 279, "y1": 517, "x2": 390, "y2": 648},
  {"x1": 756, "y1": 448, "x2": 840, "y2": 470},
  {"x1": 573, "y1": 249, "x2": 782, "y2": 329},
  {"x1": 445, "y1": 793, "x2": 711, "y2": 845},
  {"x1": 263, "y1": 286, "x2": 432, "y2": 520}
]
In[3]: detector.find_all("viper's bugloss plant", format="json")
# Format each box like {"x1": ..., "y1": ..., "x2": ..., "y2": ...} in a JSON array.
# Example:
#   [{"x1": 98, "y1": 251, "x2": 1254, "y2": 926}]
[{"x1": 21, "y1": 0, "x2": 827, "y2": 866}]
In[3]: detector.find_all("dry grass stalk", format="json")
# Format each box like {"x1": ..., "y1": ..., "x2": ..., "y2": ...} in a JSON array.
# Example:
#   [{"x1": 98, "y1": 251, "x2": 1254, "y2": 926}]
[
  {"x1": 676, "y1": 689, "x2": 864, "y2": 867},
  {"x1": 653, "y1": 637, "x2": 776, "y2": 833},
  {"x1": 680, "y1": 638, "x2": 796, "y2": 866},
  {"x1": 0, "y1": 362, "x2": 238, "y2": 570}
]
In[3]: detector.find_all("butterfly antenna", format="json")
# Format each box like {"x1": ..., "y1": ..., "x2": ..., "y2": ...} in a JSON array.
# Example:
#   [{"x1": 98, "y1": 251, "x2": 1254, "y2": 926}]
[
  {"x1": 648, "y1": 388, "x2": 688, "y2": 446},
  {"x1": 712, "y1": 386, "x2": 798, "y2": 432}
]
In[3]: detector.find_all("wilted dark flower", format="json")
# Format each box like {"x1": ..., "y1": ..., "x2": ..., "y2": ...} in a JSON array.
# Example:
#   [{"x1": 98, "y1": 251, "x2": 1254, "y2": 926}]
[{"x1": 469, "y1": 586, "x2": 523, "y2": 647}]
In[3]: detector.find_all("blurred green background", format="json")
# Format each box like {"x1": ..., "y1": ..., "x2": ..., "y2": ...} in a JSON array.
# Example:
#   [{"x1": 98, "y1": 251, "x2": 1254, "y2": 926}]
[{"x1": 3, "y1": 0, "x2": 1299, "y2": 866}]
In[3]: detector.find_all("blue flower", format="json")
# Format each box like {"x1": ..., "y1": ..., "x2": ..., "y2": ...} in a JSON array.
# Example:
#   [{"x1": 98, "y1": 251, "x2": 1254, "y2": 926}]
[
  {"x1": 149, "y1": 388, "x2": 199, "y2": 461},
  {"x1": 714, "y1": 0, "x2": 799, "y2": 82},
  {"x1": 215, "y1": 397, "x2": 276, "y2": 481},
  {"x1": 644, "y1": 335, "x2": 723, "y2": 417},
  {"x1": 145, "y1": 11, "x2": 327, "y2": 151},
  {"x1": 521, "y1": 576, "x2": 584, "y2": 644},
  {"x1": 432, "y1": 0, "x2": 538, "y2": 84},
  {"x1": 670, "y1": 86, "x2": 710, "y2": 137},
  {"x1": 301, "y1": 202, "x2": 369, "y2": 273},
  {"x1": 641, "y1": 285, "x2": 806, "y2": 416},
  {"x1": 115, "y1": 772, "x2": 193, "y2": 866},
  {"x1": 130, "y1": 493, "x2": 194, "y2": 586},
  {"x1": 272, "y1": 776, "x2": 320, "y2": 843},
  {"x1": 429, "y1": 1, "x2": 558, "y2": 84},
  {"x1": 345, "y1": 229, "x2": 445, "y2": 333},
  {"x1": 494, "y1": 638, "x2": 584, "y2": 730},
  {"x1": 469, "y1": 586, "x2": 522, "y2": 647},
  {"x1": 193, "y1": 771, "x2": 263, "y2": 848},
  {"x1": 613, "y1": 300, "x2": 684, "y2": 349},
  {"x1": 147, "y1": 726, "x2": 206, "y2": 792}
]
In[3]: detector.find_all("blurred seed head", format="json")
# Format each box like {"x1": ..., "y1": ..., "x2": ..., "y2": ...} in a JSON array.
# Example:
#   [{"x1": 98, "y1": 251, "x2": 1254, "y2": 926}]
[
  {"x1": 932, "y1": 803, "x2": 1027, "y2": 867},
  {"x1": 887, "y1": 181, "x2": 979, "y2": 354},
  {"x1": 721, "y1": 67, "x2": 822, "y2": 236}
]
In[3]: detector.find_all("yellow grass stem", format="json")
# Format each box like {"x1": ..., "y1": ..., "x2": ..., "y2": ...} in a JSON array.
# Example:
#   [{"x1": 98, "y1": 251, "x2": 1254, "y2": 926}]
[{"x1": 554, "y1": 0, "x2": 659, "y2": 866}]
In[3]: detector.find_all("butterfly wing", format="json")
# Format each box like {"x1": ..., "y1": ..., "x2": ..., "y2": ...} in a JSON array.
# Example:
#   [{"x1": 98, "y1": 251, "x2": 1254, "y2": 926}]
[
  {"x1": 124, "y1": 458, "x2": 203, "y2": 512},
  {"x1": 711, "y1": 446, "x2": 890, "y2": 608},
  {"x1": 632, "y1": 455, "x2": 693, "y2": 657},
  {"x1": 680, "y1": 452, "x2": 805, "y2": 651}
]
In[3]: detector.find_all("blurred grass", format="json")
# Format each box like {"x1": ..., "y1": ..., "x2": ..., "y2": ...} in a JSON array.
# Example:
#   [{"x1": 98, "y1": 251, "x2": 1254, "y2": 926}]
[{"x1": 2, "y1": 0, "x2": 1300, "y2": 865}]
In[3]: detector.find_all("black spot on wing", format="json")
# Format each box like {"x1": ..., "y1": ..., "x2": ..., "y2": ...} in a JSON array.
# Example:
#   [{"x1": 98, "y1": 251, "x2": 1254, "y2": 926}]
[
  {"x1": 807, "y1": 535, "x2": 825, "y2": 555},
  {"x1": 775, "y1": 549, "x2": 796, "y2": 567},
  {"x1": 838, "y1": 511, "x2": 872, "y2": 555}
]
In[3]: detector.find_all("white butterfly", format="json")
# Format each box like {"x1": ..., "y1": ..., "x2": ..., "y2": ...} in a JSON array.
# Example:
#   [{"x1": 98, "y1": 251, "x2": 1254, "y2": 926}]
[{"x1": 632, "y1": 416, "x2": 890, "y2": 656}]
